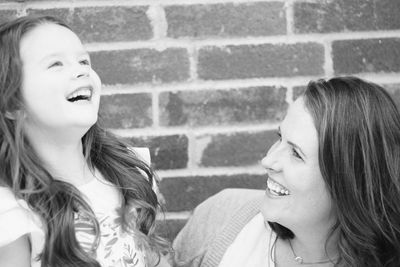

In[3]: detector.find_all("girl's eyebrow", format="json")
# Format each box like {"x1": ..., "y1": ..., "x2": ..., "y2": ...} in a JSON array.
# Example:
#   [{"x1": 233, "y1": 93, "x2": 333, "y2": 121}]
[{"x1": 39, "y1": 51, "x2": 89, "y2": 63}]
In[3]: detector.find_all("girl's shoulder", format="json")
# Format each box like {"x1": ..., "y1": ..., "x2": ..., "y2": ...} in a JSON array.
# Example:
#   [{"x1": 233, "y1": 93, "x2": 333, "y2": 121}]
[
  {"x1": 0, "y1": 187, "x2": 29, "y2": 221},
  {"x1": 0, "y1": 187, "x2": 45, "y2": 260}
]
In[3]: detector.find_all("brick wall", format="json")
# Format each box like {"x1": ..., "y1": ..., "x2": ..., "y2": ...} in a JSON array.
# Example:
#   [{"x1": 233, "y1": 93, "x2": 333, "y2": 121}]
[{"x1": 2, "y1": 0, "x2": 400, "y2": 241}]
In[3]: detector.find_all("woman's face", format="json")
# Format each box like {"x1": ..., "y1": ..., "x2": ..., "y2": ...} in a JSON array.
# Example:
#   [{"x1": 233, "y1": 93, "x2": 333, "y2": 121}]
[{"x1": 260, "y1": 97, "x2": 336, "y2": 231}]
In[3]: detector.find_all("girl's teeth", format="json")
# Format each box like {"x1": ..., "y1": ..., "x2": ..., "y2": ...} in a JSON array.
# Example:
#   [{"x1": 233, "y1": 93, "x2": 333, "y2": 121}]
[{"x1": 67, "y1": 88, "x2": 91, "y2": 101}]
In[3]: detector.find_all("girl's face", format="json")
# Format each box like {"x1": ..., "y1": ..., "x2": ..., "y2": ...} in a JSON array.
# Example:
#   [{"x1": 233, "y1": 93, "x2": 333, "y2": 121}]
[
  {"x1": 260, "y1": 97, "x2": 336, "y2": 232},
  {"x1": 19, "y1": 23, "x2": 101, "y2": 139}
]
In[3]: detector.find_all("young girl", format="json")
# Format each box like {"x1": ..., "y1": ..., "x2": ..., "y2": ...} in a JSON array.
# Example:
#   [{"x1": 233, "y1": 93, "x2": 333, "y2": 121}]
[{"x1": 0, "y1": 15, "x2": 170, "y2": 267}]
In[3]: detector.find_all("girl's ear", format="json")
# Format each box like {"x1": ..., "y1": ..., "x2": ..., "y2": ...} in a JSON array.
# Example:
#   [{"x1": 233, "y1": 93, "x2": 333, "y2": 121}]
[
  {"x1": 5, "y1": 111, "x2": 16, "y2": 120},
  {"x1": 5, "y1": 110, "x2": 24, "y2": 120}
]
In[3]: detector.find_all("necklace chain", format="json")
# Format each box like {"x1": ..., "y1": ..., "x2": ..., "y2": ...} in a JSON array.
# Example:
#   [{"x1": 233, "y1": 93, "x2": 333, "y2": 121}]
[{"x1": 288, "y1": 239, "x2": 334, "y2": 265}]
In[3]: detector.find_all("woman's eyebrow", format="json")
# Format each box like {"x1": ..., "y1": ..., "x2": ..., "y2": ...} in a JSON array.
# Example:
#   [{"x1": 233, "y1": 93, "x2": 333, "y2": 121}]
[{"x1": 279, "y1": 125, "x2": 307, "y2": 159}]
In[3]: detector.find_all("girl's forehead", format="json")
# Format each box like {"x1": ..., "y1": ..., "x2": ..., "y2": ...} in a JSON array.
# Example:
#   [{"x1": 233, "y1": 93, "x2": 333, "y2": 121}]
[{"x1": 20, "y1": 23, "x2": 84, "y2": 62}]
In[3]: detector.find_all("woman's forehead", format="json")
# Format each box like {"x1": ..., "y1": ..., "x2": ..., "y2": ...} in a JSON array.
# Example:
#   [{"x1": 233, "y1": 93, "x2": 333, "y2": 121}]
[{"x1": 281, "y1": 98, "x2": 319, "y2": 156}]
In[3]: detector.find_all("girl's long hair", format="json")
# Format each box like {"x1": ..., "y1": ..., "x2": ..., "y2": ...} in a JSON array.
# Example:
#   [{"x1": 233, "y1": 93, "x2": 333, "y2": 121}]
[
  {"x1": 269, "y1": 76, "x2": 400, "y2": 266},
  {"x1": 0, "y1": 15, "x2": 169, "y2": 267}
]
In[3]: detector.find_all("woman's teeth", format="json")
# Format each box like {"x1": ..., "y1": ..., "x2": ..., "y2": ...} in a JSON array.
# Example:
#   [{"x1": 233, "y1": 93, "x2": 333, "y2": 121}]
[{"x1": 267, "y1": 178, "x2": 290, "y2": 196}]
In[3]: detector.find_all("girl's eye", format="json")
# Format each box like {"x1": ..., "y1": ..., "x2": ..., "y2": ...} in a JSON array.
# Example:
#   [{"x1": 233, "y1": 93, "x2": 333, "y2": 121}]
[
  {"x1": 79, "y1": 59, "x2": 90, "y2": 65},
  {"x1": 48, "y1": 61, "x2": 63, "y2": 68}
]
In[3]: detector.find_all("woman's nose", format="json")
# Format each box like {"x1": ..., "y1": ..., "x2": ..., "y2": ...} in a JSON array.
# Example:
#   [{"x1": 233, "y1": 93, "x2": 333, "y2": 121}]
[{"x1": 261, "y1": 143, "x2": 282, "y2": 171}]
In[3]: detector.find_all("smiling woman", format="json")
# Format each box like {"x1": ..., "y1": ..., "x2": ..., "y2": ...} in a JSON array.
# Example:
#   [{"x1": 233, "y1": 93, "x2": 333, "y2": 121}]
[
  {"x1": 0, "y1": 15, "x2": 171, "y2": 267},
  {"x1": 173, "y1": 76, "x2": 400, "y2": 267}
]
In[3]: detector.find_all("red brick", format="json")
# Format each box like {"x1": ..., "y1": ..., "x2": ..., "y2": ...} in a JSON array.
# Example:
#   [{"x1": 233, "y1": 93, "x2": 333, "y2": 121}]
[
  {"x1": 0, "y1": 10, "x2": 18, "y2": 25},
  {"x1": 159, "y1": 86, "x2": 287, "y2": 127},
  {"x1": 27, "y1": 7, "x2": 152, "y2": 43},
  {"x1": 156, "y1": 219, "x2": 187, "y2": 241},
  {"x1": 99, "y1": 93, "x2": 152, "y2": 129},
  {"x1": 198, "y1": 43, "x2": 324, "y2": 80},
  {"x1": 127, "y1": 135, "x2": 189, "y2": 170},
  {"x1": 293, "y1": 85, "x2": 307, "y2": 100},
  {"x1": 71, "y1": 6, "x2": 152, "y2": 43},
  {"x1": 384, "y1": 84, "x2": 400, "y2": 110},
  {"x1": 332, "y1": 38, "x2": 400, "y2": 75},
  {"x1": 166, "y1": 2, "x2": 285, "y2": 38},
  {"x1": 91, "y1": 48, "x2": 190, "y2": 85},
  {"x1": 199, "y1": 130, "x2": 278, "y2": 167},
  {"x1": 159, "y1": 174, "x2": 266, "y2": 211},
  {"x1": 26, "y1": 8, "x2": 71, "y2": 25},
  {"x1": 294, "y1": 0, "x2": 400, "y2": 33}
]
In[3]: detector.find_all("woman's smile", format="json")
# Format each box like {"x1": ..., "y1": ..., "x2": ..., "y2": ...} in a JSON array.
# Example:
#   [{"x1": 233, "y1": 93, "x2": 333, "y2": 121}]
[{"x1": 266, "y1": 175, "x2": 290, "y2": 196}]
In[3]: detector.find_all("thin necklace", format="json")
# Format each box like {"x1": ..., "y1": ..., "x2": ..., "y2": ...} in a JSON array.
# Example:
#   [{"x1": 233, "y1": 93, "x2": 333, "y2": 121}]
[{"x1": 288, "y1": 239, "x2": 334, "y2": 265}]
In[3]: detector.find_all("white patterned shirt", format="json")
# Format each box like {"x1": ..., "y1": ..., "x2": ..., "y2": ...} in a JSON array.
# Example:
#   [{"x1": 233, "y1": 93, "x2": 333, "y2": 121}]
[{"x1": 0, "y1": 148, "x2": 152, "y2": 267}]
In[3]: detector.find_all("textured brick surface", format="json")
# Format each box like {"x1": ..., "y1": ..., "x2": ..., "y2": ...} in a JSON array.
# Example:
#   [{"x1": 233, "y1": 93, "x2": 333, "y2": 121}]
[
  {"x1": 28, "y1": 7, "x2": 152, "y2": 43},
  {"x1": 294, "y1": 0, "x2": 400, "y2": 33},
  {"x1": 26, "y1": 8, "x2": 71, "y2": 25},
  {"x1": 127, "y1": 135, "x2": 189, "y2": 170},
  {"x1": 293, "y1": 85, "x2": 307, "y2": 100},
  {"x1": 0, "y1": 10, "x2": 17, "y2": 24},
  {"x1": 72, "y1": 7, "x2": 152, "y2": 43},
  {"x1": 156, "y1": 219, "x2": 187, "y2": 241},
  {"x1": 199, "y1": 130, "x2": 277, "y2": 167},
  {"x1": 159, "y1": 87, "x2": 287, "y2": 127},
  {"x1": 99, "y1": 94, "x2": 152, "y2": 129},
  {"x1": 91, "y1": 49, "x2": 190, "y2": 85},
  {"x1": 198, "y1": 43, "x2": 324, "y2": 80},
  {"x1": 333, "y1": 38, "x2": 400, "y2": 74},
  {"x1": 160, "y1": 174, "x2": 266, "y2": 211},
  {"x1": 166, "y1": 2, "x2": 285, "y2": 38},
  {"x1": 384, "y1": 84, "x2": 400, "y2": 109}
]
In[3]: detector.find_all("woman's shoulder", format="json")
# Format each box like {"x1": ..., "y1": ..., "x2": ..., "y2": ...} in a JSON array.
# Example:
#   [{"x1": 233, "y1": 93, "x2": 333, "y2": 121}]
[
  {"x1": 202, "y1": 188, "x2": 264, "y2": 207},
  {"x1": 194, "y1": 188, "x2": 264, "y2": 220},
  {"x1": 173, "y1": 188, "x2": 264, "y2": 266}
]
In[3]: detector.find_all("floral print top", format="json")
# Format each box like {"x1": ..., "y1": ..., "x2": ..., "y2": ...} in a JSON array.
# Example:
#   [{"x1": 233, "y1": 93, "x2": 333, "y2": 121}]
[{"x1": 76, "y1": 177, "x2": 147, "y2": 267}]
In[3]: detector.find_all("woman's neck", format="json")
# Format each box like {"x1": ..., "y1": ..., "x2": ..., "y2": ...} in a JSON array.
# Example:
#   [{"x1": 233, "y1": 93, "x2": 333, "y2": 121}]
[
  {"x1": 289, "y1": 230, "x2": 338, "y2": 263},
  {"x1": 275, "y1": 223, "x2": 339, "y2": 266}
]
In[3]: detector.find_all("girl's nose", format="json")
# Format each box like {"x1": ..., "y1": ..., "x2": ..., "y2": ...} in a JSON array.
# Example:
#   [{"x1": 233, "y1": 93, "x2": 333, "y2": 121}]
[{"x1": 74, "y1": 64, "x2": 90, "y2": 79}]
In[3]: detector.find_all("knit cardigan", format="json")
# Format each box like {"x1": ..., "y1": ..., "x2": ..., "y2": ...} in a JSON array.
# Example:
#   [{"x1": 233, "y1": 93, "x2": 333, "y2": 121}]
[{"x1": 173, "y1": 188, "x2": 265, "y2": 267}]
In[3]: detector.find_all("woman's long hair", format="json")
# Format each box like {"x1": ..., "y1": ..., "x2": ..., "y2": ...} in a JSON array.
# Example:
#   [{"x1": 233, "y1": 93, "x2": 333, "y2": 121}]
[
  {"x1": 269, "y1": 76, "x2": 400, "y2": 266},
  {"x1": 0, "y1": 15, "x2": 169, "y2": 267}
]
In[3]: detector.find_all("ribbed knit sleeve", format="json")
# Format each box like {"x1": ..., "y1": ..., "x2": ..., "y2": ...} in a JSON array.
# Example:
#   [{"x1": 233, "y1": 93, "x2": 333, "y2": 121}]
[{"x1": 173, "y1": 188, "x2": 264, "y2": 267}]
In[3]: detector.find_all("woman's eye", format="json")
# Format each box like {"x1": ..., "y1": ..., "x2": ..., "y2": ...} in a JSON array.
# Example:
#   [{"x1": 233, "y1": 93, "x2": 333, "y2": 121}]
[
  {"x1": 79, "y1": 59, "x2": 90, "y2": 65},
  {"x1": 276, "y1": 131, "x2": 282, "y2": 142},
  {"x1": 292, "y1": 148, "x2": 302, "y2": 160},
  {"x1": 48, "y1": 61, "x2": 63, "y2": 68}
]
